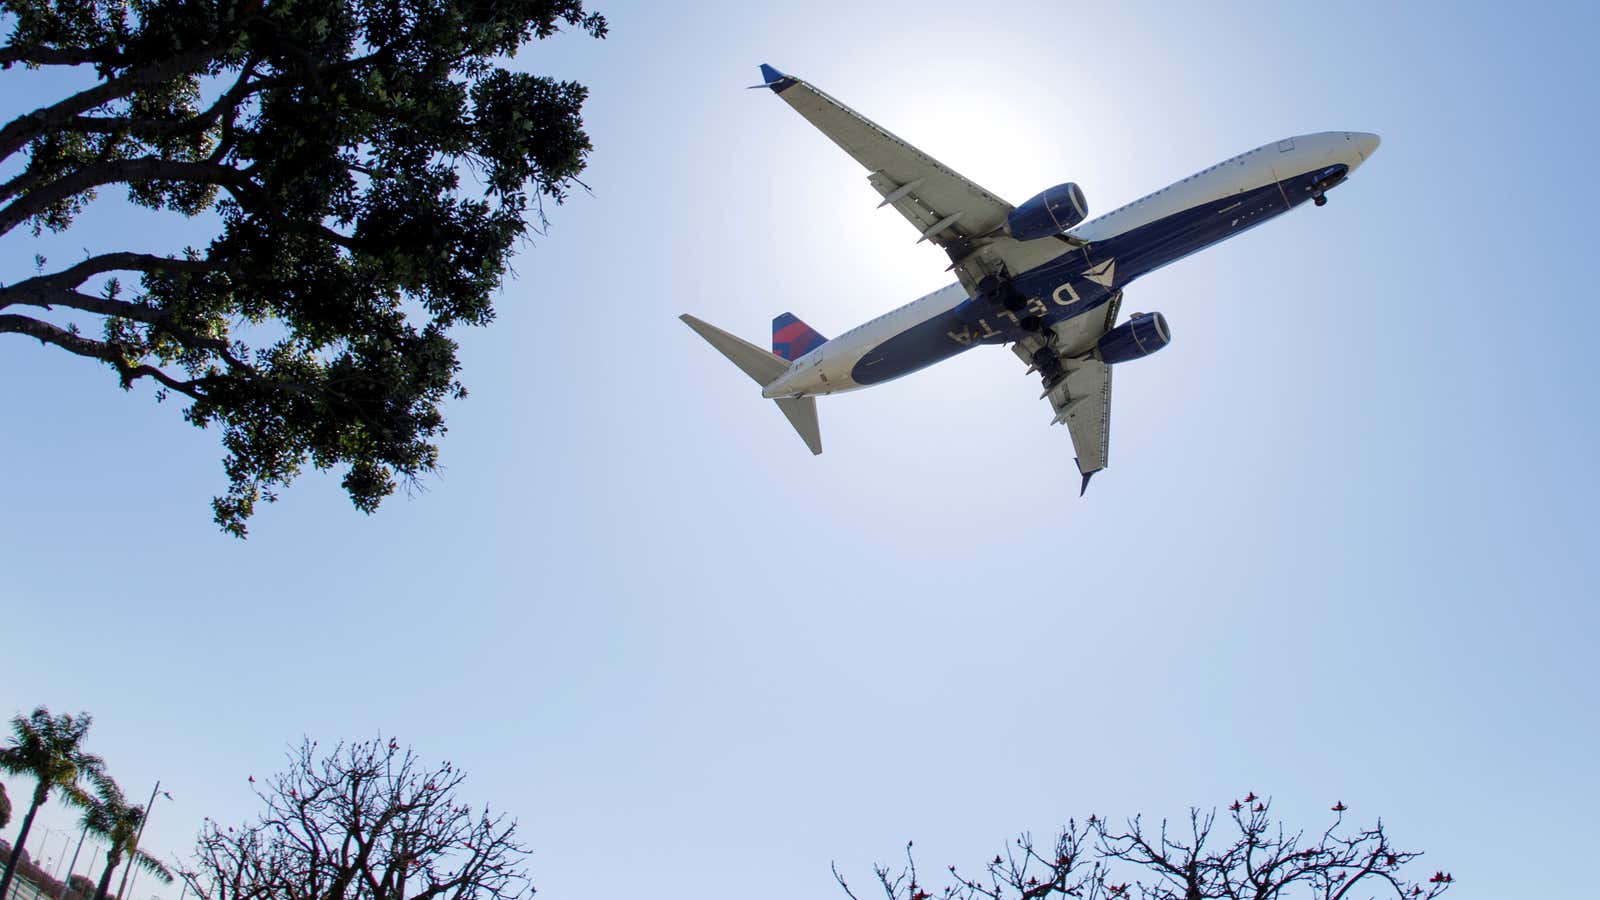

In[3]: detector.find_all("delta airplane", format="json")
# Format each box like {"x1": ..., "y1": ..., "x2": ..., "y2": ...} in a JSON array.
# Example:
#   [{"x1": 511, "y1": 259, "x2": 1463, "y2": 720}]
[{"x1": 683, "y1": 64, "x2": 1379, "y2": 492}]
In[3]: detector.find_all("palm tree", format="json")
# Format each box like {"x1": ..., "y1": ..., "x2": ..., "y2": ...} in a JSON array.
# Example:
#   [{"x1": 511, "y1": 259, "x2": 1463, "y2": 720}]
[
  {"x1": 0, "y1": 708, "x2": 105, "y2": 900},
  {"x1": 82, "y1": 784, "x2": 172, "y2": 900}
]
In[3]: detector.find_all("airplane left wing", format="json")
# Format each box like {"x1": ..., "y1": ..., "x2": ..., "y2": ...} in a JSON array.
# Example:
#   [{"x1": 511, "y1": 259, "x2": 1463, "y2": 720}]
[
  {"x1": 753, "y1": 64, "x2": 1071, "y2": 290},
  {"x1": 1014, "y1": 342, "x2": 1112, "y2": 493}
]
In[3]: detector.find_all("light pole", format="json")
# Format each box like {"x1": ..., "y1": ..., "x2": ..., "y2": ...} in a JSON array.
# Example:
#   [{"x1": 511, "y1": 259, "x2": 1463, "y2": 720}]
[
  {"x1": 114, "y1": 783, "x2": 169, "y2": 900},
  {"x1": 57, "y1": 822, "x2": 91, "y2": 900}
]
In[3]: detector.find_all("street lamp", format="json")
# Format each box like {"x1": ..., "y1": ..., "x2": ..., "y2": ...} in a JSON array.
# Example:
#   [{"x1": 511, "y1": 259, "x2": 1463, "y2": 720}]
[
  {"x1": 57, "y1": 821, "x2": 93, "y2": 900},
  {"x1": 115, "y1": 784, "x2": 170, "y2": 900}
]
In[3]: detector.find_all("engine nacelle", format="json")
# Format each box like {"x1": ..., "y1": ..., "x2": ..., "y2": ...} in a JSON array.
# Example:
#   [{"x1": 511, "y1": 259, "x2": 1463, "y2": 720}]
[
  {"x1": 1097, "y1": 312, "x2": 1171, "y2": 364},
  {"x1": 1004, "y1": 182, "x2": 1088, "y2": 241}
]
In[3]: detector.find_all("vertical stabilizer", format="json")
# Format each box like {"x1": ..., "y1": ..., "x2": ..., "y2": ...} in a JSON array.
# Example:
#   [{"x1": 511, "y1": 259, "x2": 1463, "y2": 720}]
[{"x1": 771, "y1": 313, "x2": 828, "y2": 361}]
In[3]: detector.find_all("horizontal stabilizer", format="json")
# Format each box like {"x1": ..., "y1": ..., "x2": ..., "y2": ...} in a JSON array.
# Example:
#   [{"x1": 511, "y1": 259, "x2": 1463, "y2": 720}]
[
  {"x1": 682, "y1": 313, "x2": 823, "y2": 455},
  {"x1": 775, "y1": 397, "x2": 822, "y2": 455},
  {"x1": 680, "y1": 314, "x2": 789, "y2": 387}
]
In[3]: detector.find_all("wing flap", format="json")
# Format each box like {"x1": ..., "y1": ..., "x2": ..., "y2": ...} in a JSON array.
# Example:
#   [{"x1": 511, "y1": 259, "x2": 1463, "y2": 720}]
[
  {"x1": 1014, "y1": 341, "x2": 1113, "y2": 484},
  {"x1": 1056, "y1": 359, "x2": 1112, "y2": 477}
]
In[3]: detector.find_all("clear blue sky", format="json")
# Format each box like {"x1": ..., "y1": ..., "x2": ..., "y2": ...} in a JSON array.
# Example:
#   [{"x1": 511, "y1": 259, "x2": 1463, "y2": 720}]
[{"x1": 4, "y1": 1, "x2": 1597, "y2": 898}]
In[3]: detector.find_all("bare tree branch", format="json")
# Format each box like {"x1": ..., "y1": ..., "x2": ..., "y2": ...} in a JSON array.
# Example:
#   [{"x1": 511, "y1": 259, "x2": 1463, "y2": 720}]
[
  {"x1": 840, "y1": 799, "x2": 1451, "y2": 900},
  {"x1": 184, "y1": 739, "x2": 534, "y2": 900}
]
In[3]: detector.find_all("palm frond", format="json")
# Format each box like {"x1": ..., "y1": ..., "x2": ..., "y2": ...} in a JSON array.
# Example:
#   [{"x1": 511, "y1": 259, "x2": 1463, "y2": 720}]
[
  {"x1": 130, "y1": 850, "x2": 174, "y2": 883},
  {"x1": 0, "y1": 745, "x2": 31, "y2": 778},
  {"x1": 58, "y1": 782, "x2": 97, "y2": 811},
  {"x1": 85, "y1": 767, "x2": 122, "y2": 799}
]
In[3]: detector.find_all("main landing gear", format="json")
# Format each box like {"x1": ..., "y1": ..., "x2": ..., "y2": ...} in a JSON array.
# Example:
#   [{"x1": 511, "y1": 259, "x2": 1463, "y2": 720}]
[
  {"x1": 1031, "y1": 345, "x2": 1066, "y2": 388},
  {"x1": 977, "y1": 273, "x2": 1026, "y2": 312},
  {"x1": 979, "y1": 269, "x2": 1051, "y2": 338}
]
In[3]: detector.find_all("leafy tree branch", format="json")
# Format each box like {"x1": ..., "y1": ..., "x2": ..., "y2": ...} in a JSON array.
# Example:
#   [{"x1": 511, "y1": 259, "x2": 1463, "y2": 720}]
[{"x1": 0, "y1": 0, "x2": 607, "y2": 536}]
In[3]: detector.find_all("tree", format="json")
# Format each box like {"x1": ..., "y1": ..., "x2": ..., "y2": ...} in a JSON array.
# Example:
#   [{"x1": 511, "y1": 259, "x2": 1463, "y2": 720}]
[
  {"x1": 0, "y1": 781, "x2": 11, "y2": 829},
  {"x1": 82, "y1": 781, "x2": 173, "y2": 900},
  {"x1": 0, "y1": 0, "x2": 608, "y2": 536},
  {"x1": 835, "y1": 796, "x2": 1454, "y2": 900},
  {"x1": 69, "y1": 873, "x2": 97, "y2": 900},
  {"x1": 184, "y1": 737, "x2": 532, "y2": 900},
  {"x1": 0, "y1": 707, "x2": 105, "y2": 900}
]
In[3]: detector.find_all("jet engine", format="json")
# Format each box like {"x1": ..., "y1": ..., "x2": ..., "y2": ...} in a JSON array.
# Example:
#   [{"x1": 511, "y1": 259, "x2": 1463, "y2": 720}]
[
  {"x1": 1004, "y1": 182, "x2": 1088, "y2": 241},
  {"x1": 1097, "y1": 312, "x2": 1171, "y2": 364}
]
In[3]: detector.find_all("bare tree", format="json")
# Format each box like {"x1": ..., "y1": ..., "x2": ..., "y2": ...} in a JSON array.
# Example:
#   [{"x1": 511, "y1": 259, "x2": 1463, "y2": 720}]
[
  {"x1": 835, "y1": 796, "x2": 1454, "y2": 900},
  {"x1": 183, "y1": 738, "x2": 531, "y2": 900}
]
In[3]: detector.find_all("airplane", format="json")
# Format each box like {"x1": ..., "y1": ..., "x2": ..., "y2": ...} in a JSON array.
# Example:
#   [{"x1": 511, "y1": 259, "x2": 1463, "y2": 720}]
[{"x1": 682, "y1": 64, "x2": 1380, "y2": 493}]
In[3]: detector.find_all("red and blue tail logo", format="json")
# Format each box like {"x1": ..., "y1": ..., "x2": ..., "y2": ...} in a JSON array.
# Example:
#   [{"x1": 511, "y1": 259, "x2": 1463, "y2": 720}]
[{"x1": 772, "y1": 313, "x2": 827, "y2": 362}]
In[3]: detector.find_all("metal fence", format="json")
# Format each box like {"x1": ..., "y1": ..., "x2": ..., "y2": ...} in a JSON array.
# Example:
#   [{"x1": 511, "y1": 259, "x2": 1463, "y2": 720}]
[{"x1": 4, "y1": 876, "x2": 56, "y2": 900}]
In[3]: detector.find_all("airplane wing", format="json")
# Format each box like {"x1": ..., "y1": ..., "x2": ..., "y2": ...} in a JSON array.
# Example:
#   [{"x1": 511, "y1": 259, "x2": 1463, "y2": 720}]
[
  {"x1": 753, "y1": 64, "x2": 1071, "y2": 290},
  {"x1": 1013, "y1": 343, "x2": 1112, "y2": 494}
]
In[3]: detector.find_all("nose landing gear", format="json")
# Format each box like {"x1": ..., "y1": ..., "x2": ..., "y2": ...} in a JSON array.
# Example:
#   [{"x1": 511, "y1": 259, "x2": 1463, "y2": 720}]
[{"x1": 1308, "y1": 163, "x2": 1347, "y2": 208}]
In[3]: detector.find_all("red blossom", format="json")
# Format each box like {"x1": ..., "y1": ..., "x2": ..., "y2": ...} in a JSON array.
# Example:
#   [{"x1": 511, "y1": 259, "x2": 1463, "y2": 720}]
[{"x1": 1331, "y1": 801, "x2": 1347, "y2": 812}]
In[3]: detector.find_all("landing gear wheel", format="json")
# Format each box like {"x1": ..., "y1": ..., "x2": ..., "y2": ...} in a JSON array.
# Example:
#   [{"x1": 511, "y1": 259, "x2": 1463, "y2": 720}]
[
  {"x1": 1313, "y1": 194, "x2": 1327, "y2": 207},
  {"x1": 1020, "y1": 315, "x2": 1043, "y2": 332}
]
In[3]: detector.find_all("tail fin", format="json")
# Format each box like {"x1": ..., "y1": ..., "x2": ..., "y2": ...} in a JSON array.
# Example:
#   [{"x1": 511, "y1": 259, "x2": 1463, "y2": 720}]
[
  {"x1": 681, "y1": 313, "x2": 823, "y2": 456},
  {"x1": 772, "y1": 313, "x2": 827, "y2": 361}
]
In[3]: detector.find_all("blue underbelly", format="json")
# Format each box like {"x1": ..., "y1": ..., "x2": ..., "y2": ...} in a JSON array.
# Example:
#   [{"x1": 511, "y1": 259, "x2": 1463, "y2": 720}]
[
  {"x1": 850, "y1": 168, "x2": 1333, "y2": 386},
  {"x1": 851, "y1": 305, "x2": 976, "y2": 385}
]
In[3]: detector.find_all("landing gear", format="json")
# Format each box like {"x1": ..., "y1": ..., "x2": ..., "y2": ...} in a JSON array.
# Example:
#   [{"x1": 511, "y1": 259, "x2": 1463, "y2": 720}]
[
  {"x1": 1020, "y1": 315, "x2": 1044, "y2": 332},
  {"x1": 1313, "y1": 194, "x2": 1327, "y2": 207},
  {"x1": 977, "y1": 270, "x2": 1026, "y2": 310},
  {"x1": 1031, "y1": 345, "x2": 1065, "y2": 386}
]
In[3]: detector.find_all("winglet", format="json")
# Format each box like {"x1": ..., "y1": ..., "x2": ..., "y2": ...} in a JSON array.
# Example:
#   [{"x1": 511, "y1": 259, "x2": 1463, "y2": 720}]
[
  {"x1": 748, "y1": 63, "x2": 797, "y2": 93},
  {"x1": 1079, "y1": 469, "x2": 1095, "y2": 497}
]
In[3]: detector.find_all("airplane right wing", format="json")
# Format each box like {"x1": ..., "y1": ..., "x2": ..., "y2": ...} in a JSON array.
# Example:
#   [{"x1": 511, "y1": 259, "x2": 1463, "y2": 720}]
[{"x1": 753, "y1": 64, "x2": 1073, "y2": 291}]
